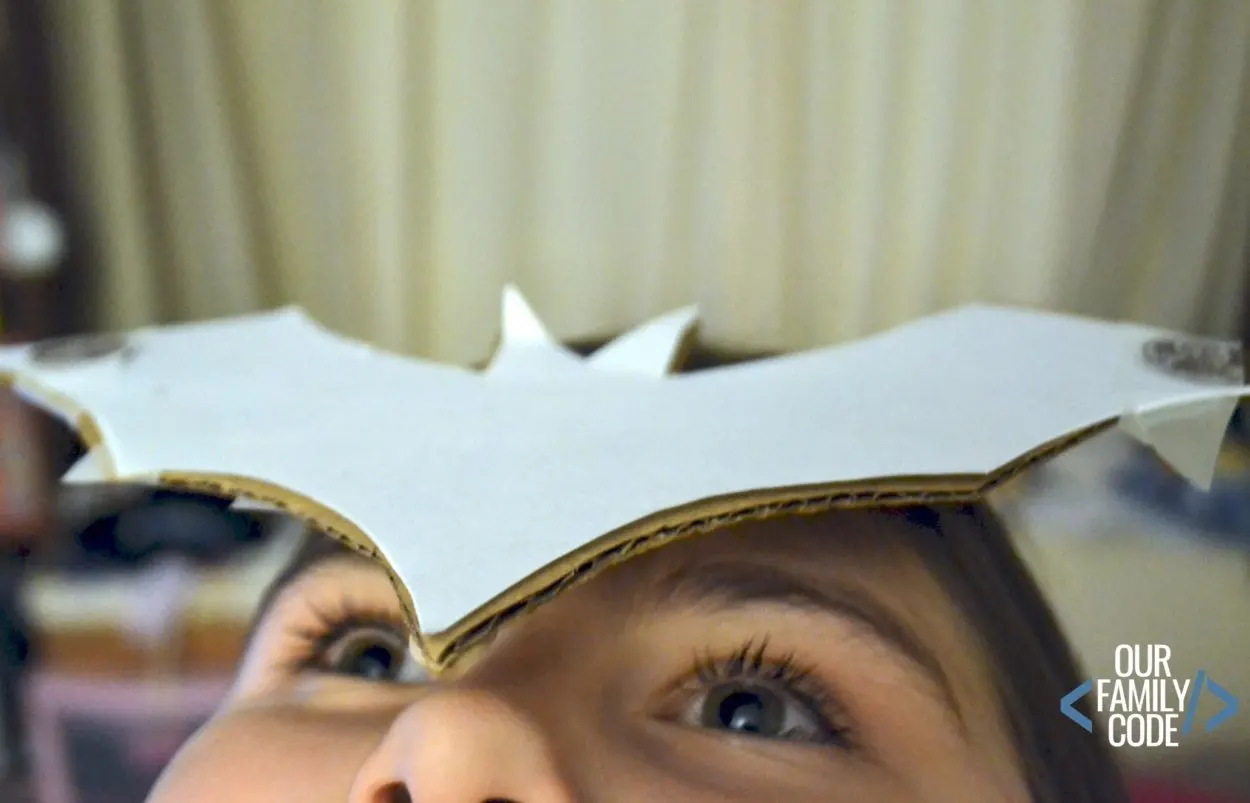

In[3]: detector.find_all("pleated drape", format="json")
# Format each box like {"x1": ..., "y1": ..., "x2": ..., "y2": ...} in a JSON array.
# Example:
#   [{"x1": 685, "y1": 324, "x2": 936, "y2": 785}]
[{"x1": 40, "y1": 0, "x2": 1250, "y2": 363}]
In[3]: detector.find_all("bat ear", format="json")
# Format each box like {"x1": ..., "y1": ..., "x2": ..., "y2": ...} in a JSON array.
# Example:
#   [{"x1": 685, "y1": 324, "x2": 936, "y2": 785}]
[
  {"x1": 483, "y1": 285, "x2": 585, "y2": 377},
  {"x1": 500, "y1": 284, "x2": 559, "y2": 347},
  {"x1": 484, "y1": 286, "x2": 702, "y2": 381},
  {"x1": 589, "y1": 305, "x2": 700, "y2": 378}
]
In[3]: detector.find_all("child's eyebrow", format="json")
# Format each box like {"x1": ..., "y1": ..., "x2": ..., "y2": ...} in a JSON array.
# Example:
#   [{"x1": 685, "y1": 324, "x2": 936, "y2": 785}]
[{"x1": 647, "y1": 560, "x2": 960, "y2": 717}]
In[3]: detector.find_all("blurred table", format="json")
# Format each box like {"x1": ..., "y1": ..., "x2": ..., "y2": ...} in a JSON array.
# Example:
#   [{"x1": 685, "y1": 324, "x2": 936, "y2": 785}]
[
  {"x1": 994, "y1": 431, "x2": 1250, "y2": 796},
  {"x1": 21, "y1": 521, "x2": 302, "y2": 677}
]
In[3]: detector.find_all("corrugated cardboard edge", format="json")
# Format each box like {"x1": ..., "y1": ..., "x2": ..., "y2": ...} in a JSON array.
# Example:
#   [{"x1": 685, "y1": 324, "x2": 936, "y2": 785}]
[
  {"x1": 167, "y1": 420, "x2": 1111, "y2": 672},
  {"x1": 1, "y1": 315, "x2": 707, "y2": 677},
  {"x1": 412, "y1": 417, "x2": 1113, "y2": 670},
  {"x1": 2, "y1": 373, "x2": 120, "y2": 476},
  {"x1": 0, "y1": 351, "x2": 1127, "y2": 675},
  {"x1": 19, "y1": 369, "x2": 1114, "y2": 674}
]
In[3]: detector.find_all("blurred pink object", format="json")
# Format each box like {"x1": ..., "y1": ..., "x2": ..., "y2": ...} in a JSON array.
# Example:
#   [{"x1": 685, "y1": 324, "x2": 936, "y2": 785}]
[
  {"x1": 120, "y1": 559, "x2": 198, "y2": 649},
  {"x1": 24, "y1": 674, "x2": 230, "y2": 803}
]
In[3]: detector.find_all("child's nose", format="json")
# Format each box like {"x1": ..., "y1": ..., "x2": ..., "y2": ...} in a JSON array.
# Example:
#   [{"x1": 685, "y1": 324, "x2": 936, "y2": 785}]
[{"x1": 348, "y1": 687, "x2": 577, "y2": 803}]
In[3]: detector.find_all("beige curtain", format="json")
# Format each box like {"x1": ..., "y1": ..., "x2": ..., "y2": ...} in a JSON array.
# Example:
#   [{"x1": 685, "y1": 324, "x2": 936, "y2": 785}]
[{"x1": 40, "y1": 0, "x2": 1250, "y2": 364}]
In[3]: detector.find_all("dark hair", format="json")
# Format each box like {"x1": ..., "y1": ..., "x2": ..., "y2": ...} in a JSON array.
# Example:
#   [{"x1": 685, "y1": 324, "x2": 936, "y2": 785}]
[{"x1": 900, "y1": 503, "x2": 1128, "y2": 803}]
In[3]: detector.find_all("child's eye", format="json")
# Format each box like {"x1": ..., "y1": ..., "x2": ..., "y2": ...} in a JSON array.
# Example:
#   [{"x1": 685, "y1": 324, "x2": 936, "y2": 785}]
[
  {"x1": 664, "y1": 640, "x2": 854, "y2": 748},
  {"x1": 679, "y1": 680, "x2": 846, "y2": 745},
  {"x1": 317, "y1": 624, "x2": 427, "y2": 683}
]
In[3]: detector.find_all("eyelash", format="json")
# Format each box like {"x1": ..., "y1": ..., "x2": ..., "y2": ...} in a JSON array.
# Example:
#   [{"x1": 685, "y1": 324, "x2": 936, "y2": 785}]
[
  {"x1": 282, "y1": 598, "x2": 410, "y2": 674},
  {"x1": 687, "y1": 638, "x2": 855, "y2": 748},
  {"x1": 279, "y1": 606, "x2": 854, "y2": 749}
]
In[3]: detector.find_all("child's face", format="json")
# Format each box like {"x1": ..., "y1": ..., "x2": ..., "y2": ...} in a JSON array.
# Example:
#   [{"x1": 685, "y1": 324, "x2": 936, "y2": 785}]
[{"x1": 148, "y1": 513, "x2": 1030, "y2": 802}]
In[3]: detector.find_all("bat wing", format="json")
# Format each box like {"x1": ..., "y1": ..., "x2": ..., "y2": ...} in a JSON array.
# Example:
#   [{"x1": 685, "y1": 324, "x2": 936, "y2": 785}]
[{"x1": 1, "y1": 300, "x2": 1242, "y2": 669}]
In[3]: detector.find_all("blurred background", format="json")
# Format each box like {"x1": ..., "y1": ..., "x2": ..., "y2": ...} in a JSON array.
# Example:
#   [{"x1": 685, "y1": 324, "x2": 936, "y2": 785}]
[{"x1": 0, "y1": 1, "x2": 1247, "y2": 801}]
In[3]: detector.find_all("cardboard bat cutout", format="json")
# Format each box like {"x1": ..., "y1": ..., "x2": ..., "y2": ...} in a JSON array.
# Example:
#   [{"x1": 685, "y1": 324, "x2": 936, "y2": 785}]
[{"x1": 1, "y1": 289, "x2": 1244, "y2": 673}]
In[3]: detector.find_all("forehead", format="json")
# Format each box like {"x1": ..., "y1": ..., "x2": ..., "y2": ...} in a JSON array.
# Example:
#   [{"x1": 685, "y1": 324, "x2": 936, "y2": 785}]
[
  {"x1": 452, "y1": 509, "x2": 1001, "y2": 730},
  {"x1": 584, "y1": 509, "x2": 977, "y2": 665},
  {"x1": 598, "y1": 509, "x2": 943, "y2": 588},
  {"x1": 264, "y1": 507, "x2": 959, "y2": 625},
  {"x1": 256, "y1": 508, "x2": 1007, "y2": 729}
]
